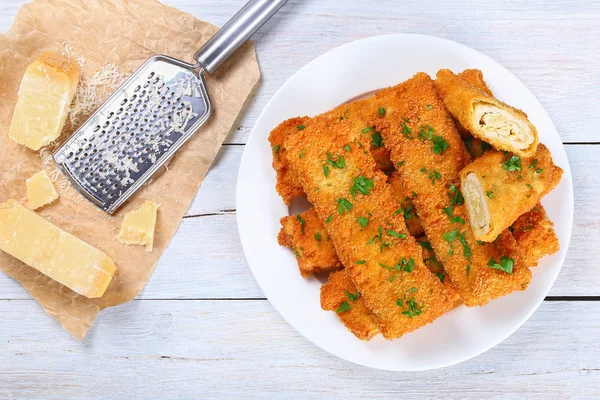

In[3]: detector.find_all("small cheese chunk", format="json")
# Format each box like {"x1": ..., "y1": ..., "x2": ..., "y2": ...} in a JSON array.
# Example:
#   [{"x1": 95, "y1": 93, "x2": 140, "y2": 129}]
[
  {"x1": 0, "y1": 200, "x2": 115, "y2": 298},
  {"x1": 26, "y1": 170, "x2": 59, "y2": 210},
  {"x1": 118, "y1": 201, "x2": 159, "y2": 252},
  {"x1": 8, "y1": 51, "x2": 80, "y2": 151}
]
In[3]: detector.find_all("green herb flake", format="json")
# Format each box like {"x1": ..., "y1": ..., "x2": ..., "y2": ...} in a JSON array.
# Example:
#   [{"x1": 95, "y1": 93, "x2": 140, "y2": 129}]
[
  {"x1": 443, "y1": 228, "x2": 459, "y2": 243},
  {"x1": 326, "y1": 152, "x2": 346, "y2": 169},
  {"x1": 296, "y1": 214, "x2": 305, "y2": 234},
  {"x1": 350, "y1": 175, "x2": 375, "y2": 198},
  {"x1": 402, "y1": 297, "x2": 423, "y2": 318},
  {"x1": 273, "y1": 144, "x2": 280, "y2": 155},
  {"x1": 323, "y1": 165, "x2": 330, "y2": 177},
  {"x1": 379, "y1": 263, "x2": 393, "y2": 271},
  {"x1": 371, "y1": 131, "x2": 384, "y2": 147},
  {"x1": 397, "y1": 161, "x2": 405, "y2": 167},
  {"x1": 477, "y1": 240, "x2": 485, "y2": 245},
  {"x1": 432, "y1": 135, "x2": 450, "y2": 154},
  {"x1": 450, "y1": 215, "x2": 466, "y2": 224},
  {"x1": 378, "y1": 107, "x2": 386, "y2": 116},
  {"x1": 336, "y1": 302, "x2": 351, "y2": 313},
  {"x1": 336, "y1": 198, "x2": 353, "y2": 214},
  {"x1": 343, "y1": 144, "x2": 351, "y2": 152},
  {"x1": 536, "y1": 168, "x2": 544, "y2": 174},
  {"x1": 361, "y1": 126, "x2": 374, "y2": 134},
  {"x1": 418, "y1": 240, "x2": 433, "y2": 251},
  {"x1": 345, "y1": 290, "x2": 360, "y2": 302},
  {"x1": 315, "y1": 232, "x2": 322, "y2": 242},
  {"x1": 356, "y1": 217, "x2": 370, "y2": 228},
  {"x1": 299, "y1": 150, "x2": 306, "y2": 159},
  {"x1": 526, "y1": 183, "x2": 533, "y2": 190},
  {"x1": 503, "y1": 155, "x2": 522, "y2": 172},
  {"x1": 427, "y1": 105, "x2": 433, "y2": 110},
  {"x1": 326, "y1": 214, "x2": 333, "y2": 224},
  {"x1": 487, "y1": 256, "x2": 515, "y2": 274},
  {"x1": 435, "y1": 272, "x2": 445, "y2": 282},
  {"x1": 428, "y1": 170, "x2": 441, "y2": 185},
  {"x1": 529, "y1": 159, "x2": 539, "y2": 169},
  {"x1": 486, "y1": 190, "x2": 494, "y2": 199},
  {"x1": 355, "y1": 260, "x2": 366, "y2": 264},
  {"x1": 297, "y1": 125, "x2": 305, "y2": 131},
  {"x1": 387, "y1": 230, "x2": 407, "y2": 239},
  {"x1": 401, "y1": 122, "x2": 413, "y2": 139}
]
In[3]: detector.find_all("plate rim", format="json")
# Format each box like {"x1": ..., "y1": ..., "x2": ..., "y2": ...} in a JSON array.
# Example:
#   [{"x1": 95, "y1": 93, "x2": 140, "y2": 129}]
[{"x1": 235, "y1": 33, "x2": 574, "y2": 371}]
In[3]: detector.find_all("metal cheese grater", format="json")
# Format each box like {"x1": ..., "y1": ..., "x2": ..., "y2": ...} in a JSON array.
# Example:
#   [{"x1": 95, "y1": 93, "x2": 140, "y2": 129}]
[{"x1": 54, "y1": 0, "x2": 287, "y2": 214}]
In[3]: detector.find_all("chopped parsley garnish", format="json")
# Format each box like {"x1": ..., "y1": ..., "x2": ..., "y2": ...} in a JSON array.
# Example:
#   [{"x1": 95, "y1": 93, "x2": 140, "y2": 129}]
[
  {"x1": 345, "y1": 290, "x2": 360, "y2": 302},
  {"x1": 443, "y1": 228, "x2": 459, "y2": 242},
  {"x1": 356, "y1": 216, "x2": 370, "y2": 228},
  {"x1": 273, "y1": 144, "x2": 280, "y2": 154},
  {"x1": 394, "y1": 205, "x2": 414, "y2": 220},
  {"x1": 315, "y1": 232, "x2": 322, "y2": 242},
  {"x1": 442, "y1": 184, "x2": 465, "y2": 218},
  {"x1": 336, "y1": 198, "x2": 353, "y2": 214},
  {"x1": 371, "y1": 131, "x2": 384, "y2": 147},
  {"x1": 326, "y1": 214, "x2": 333, "y2": 224},
  {"x1": 396, "y1": 257, "x2": 415, "y2": 272},
  {"x1": 458, "y1": 232, "x2": 472, "y2": 262},
  {"x1": 296, "y1": 214, "x2": 305, "y2": 234},
  {"x1": 336, "y1": 302, "x2": 350, "y2": 313},
  {"x1": 429, "y1": 170, "x2": 441, "y2": 185},
  {"x1": 326, "y1": 152, "x2": 346, "y2": 169},
  {"x1": 397, "y1": 161, "x2": 405, "y2": 167},
  {"x1": 487, "y1": 256, "x2": 514, "y2": 274},
  {"x1": 418, "y1": 125, "x2": 434, "y2": 140},
  {"x1": 361, "y1": 126, "x2": 374, "y2": 134},
  {"x1": 401, "y1": 122, "x2": 413, "y2": 139},
  {"x1": 350, "y1": 175, "x2": 375, "y2": 198},
  {"x1": 486, "y1": 190, "x2": 494, "y2": 199},
  {"x1": 432, "y1": 135, "x2": 450, "y2": 154},
  {"x1": 449, "y1": 215, "x2": 465, "y2": 224},
  {"x1": 435, "y1": 272, "x2": 445, "y2": 282},
  {"x1": 420, "y1": 167, "x2": 426, "y2": 173},
  {"x1": 427, "y1": 104, "x2": 433, "y2": 110},
  {"x1": 522, "y1": 225, "x2": 533, "y2": 232},
  {"x1": 368, "y1": 226, "x2": 390, "y2": 253},
  {"x1": 355, "y1": 260, "x2": 366, "y2": 264},
  {"x1": 387, "y1": 230, "x2": 407, "y2": 239},
  {"x1": 297, "y1": 125, "x2": 305, "y2": 131},
  {"x1": 526, "y1": 183, "x2": 533, "y2": 190},
  {"x1": 379, "y1": 263, "x2": 393, "y2": 271},
  {"x1": 299, "y1": 150, "x2": 306, "y2": 159},
  {"x1": 378, "y1": 107, "x2": 386, "y2": 116},
  {"x1": 536, "y1": 168, "x2": 544, "y2": 174},
  {"x1": 401, "y1": 297, "x2": 423, "y2": 318},
  {"x1": 323, "y1": 165, "x2": 330, "y2": 177},
  {"x1": 339, "y1": 116, "x2": 344, "y2": 120},
  {"x1": 529, "y1": 159, "x2": 539, "y2": 169},
  {"x1": 343, "y1": 144, "x2": 351, "y2": 152},
  {"x1": 477, "y1": 240, "x2": 485, "y2": 245},
  {"x1": 503, "y1": 155, "x2": 522, "y2": 172}
]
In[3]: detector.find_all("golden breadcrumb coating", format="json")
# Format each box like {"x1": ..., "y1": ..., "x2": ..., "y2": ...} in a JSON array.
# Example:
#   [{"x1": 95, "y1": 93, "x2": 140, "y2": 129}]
[
  {"x1": 278, "y1": 209, "x2": 343, "y2": 277},
  {"x1": 320, "y1": 270, "x2": 380, "y2": 340},
  {"x1": 435, "y1": 69, "x2": 539, "y2": 157},
  {"x1": 511, "y1": 204, "x2": 560, "y2": 267},
  {"x1": 285, "y1": 111, "x2": 452, "y2": 339},
  {"x1": 371, "y1": 73, "x2": 531, "y2": 306},
  {"x1": 388, "y1": 171, "x2": 424, "y2": 237}
]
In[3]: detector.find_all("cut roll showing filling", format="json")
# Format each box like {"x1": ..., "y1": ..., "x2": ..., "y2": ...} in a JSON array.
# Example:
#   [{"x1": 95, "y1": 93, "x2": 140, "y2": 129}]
[
  {"x1": 462, "y1": 172, "x2": 492, "y2": 238},
  {"x1": 435, "y1": 69, "x2": 539, "y2": 157},
  {"x1": 473, "y1": 103, "x2": 534, "y2": 151}
]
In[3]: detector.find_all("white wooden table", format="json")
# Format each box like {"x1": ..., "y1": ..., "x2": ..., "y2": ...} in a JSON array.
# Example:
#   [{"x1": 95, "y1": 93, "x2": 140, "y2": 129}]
[{"x1": 1, "y1": 0, "x2": 599, "y2": 398}]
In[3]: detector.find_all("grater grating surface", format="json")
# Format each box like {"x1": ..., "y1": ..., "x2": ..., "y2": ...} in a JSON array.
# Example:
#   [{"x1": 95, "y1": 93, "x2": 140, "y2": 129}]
[{"x1": 54, "y1": 56, "x2": 211, "y2": 214}]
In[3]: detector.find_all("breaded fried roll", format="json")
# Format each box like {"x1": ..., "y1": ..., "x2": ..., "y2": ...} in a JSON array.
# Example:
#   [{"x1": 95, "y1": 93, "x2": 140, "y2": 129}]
[
  {"x1": 269, "y1": 117, "x2": 309, "y2": 205},
  {"x1": 511, "y1": 204, "x2": 560, "y2": 267},
  {"x1": 388, "y1": 171, "x2": 424, "y2": 237},
  {"x1": 435, "y1": 69, "x2": 539, "y2": 157},
  {"x1": 278, "y1": 209, "x2": 342, "y2": 277},
  {"x1": 372, "y1": 73, "x2": 531, "y2": 306},
  {"x1": 460, "y1": 144, "x2": 563, "y2": 242},
  {"x1": 320, "y1": 270, "x2": 380, "y2": 340},
  {"x1": 285, "y1": 114, "x2": 452, "y2": 339},
  {"x1": 416, "y1": 238, "x2": 460, "y2": 302}
]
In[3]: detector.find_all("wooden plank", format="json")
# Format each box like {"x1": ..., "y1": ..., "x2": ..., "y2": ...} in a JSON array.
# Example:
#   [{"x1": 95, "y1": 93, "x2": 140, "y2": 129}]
[
  {"x1": 0, "y1": 299, "x2": 598, "y2": 399},
  {"x1": 0, "y1": 145, "x2": 597, "y2": 299},
  {"x1": 1, "y1": 0, "x2": 598, "y2": 144}
]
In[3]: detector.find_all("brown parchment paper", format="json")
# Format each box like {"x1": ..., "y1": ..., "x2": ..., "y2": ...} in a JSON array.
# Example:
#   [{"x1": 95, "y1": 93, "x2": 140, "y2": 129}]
[{"x1": 0, "y1": 0, "x2": 260, "y2": 339}]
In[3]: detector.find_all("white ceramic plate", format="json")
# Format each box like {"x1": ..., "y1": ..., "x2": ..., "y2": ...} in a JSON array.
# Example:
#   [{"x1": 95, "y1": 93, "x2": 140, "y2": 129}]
[{"x1": 236, "y1": 34, "x2": 573, "y2": 371}]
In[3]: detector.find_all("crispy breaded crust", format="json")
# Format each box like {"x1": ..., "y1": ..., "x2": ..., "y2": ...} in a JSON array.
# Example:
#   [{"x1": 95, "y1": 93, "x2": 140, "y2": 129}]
[
  {"x1": 459, "y1": 144, "x2": 563, "y2": 242},
  {"x1": 269, "y1": 117, "x2": 308, "y2": 205},
  {"x1": 373, "y1": 73, "x2": 531, "y2": 306},
  {"x1": 511, "y1": 204, "x2": 559, "y2": 267},
  {"x1": 285, "y1": 113, "x2": 452, "y2": 339},
  {"x1": 416, "y1": 237, "x2": 460, "y2": 302},
  {"x1": 320, "y1": 270, "x2": 380, "y2": 340},
  {"x1": 388, "y1": 171, "x2": 424, "y2": 237},
  {"x1": 278, "y1": 209, "x2": 343, "y2": 277},
  {"x1": 457, "y1": 69, "x2": 493, "y2": 96},
  {"x1": 435, "y1": 69, "x2": 539, "y2": 157}
]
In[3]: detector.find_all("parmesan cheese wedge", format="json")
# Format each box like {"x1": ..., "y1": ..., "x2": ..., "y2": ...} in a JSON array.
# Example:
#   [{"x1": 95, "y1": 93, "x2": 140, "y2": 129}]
[
  {"x1": 8, "y1": 51, "x2": 80, "y2": 151},
  {"x1": 0, "y1": 200, "x2": 115, "y2": 298},
  {"x1": 26, "y1": 170, "x2": 59, "y2": 210},
  {"x1": 118, "y1": 201, "x2": 159, "y2": 252}
]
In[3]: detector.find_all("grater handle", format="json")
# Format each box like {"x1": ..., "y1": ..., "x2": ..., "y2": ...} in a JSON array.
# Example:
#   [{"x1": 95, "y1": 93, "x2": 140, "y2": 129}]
[{"x1": 194, "y1": 0, "x2": 287, "y2": 74}]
